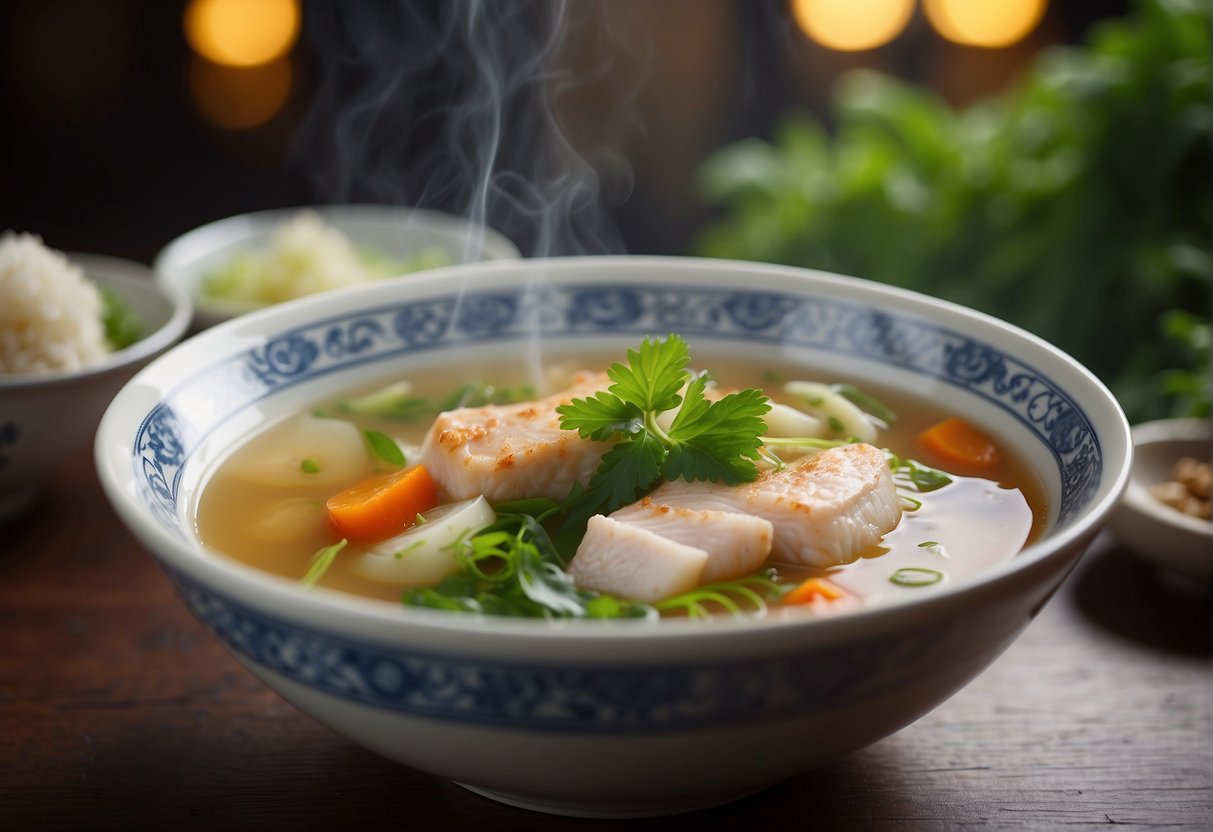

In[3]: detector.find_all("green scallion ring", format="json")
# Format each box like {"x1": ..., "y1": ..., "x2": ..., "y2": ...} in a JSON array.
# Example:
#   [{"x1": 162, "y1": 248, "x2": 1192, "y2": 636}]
[{"x1": 889, "y1": 567, "x2": 944, "y2": 587}]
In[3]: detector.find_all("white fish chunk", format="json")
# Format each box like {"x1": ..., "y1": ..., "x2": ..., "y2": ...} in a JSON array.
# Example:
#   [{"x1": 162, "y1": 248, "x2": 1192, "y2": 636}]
[
  {"x1": 642, "y1": 443, "x2": 901, "y2": 568},
  {"x1": 417, "y1": 371, "x2": 613, "y2": 503},
  {"x1": 609, "y1": 499, "x2": 773, "y2": 584},
  {"x1": 568, "y1": 515, "x2": 708, "y2": 602}
]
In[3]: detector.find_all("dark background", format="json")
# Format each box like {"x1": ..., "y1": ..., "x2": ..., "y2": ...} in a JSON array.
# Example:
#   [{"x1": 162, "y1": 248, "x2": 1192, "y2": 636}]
[{"x1": 0, "y1": 0, "x2": 1127, "y2": 265}]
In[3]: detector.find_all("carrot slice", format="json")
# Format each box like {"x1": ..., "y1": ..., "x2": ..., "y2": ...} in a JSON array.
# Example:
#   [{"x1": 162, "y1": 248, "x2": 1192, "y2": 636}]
[
  {"x1": 917, "y1": 417, "x2": 1000, "y2": 468},
  {"x1": 326, "y1": 464, "x2": 438, "y2": 544},
  {"x1": 783, "y1": 577, "x2": 847, "y2": 606}
]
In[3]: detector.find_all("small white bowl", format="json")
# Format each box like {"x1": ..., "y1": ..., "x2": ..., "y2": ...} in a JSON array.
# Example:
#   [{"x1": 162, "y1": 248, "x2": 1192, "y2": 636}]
[
  {"x1": 0, "y1": 253, "x2": 191, "y2": 522},
  {"x1": 1109, "y1": 418, "x2": 1212, "y2": 586},
  {"x1": 96, "y1": 256, "x2": 1131, "y2": 817},
  {"x1": 154, "y1": 204, "x2": 521, "y2": 331}
]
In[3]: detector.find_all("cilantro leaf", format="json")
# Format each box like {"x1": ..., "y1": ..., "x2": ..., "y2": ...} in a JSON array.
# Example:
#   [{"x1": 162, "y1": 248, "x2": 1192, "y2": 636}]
[
  {"x1": 555, "y1": 391, "x2": 644, "y2": 441},
  {"x1": 581, "y1": 432, "x2": 666, "y2": 516},
  {"x1": 556, "y1": 334, "x2": 771, "y2": 515},
  {"x1": 606, "y1": 334, "x2": 689, "y2": 413},
  {"x1": 666, "y1": 378, "x2": 769, "y2": 484}
]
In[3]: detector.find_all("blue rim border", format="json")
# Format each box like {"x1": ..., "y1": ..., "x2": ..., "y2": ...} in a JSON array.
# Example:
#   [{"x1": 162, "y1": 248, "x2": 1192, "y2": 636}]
[{"x1": 133, "y1": 281, "x2": 1101, "y2": 537}]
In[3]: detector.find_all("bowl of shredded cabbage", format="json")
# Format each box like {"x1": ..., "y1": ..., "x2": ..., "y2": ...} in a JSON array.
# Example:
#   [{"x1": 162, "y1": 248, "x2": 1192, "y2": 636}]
[
  {"x1": 0, "y1": 232, "x2": 191, "y2": 521},
  {"x1": 154, "y1": 204, "x2": 521, "y2": 331}
]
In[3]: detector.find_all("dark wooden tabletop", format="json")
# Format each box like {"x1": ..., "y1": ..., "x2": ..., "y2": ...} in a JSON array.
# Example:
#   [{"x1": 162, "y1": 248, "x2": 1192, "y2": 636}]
[{"x1": 2, "y1": 448, "x2": 1211, "y2": 830}]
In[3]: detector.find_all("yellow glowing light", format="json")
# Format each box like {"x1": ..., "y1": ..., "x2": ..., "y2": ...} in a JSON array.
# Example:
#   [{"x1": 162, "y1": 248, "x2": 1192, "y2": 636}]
[
  {"x1": 791, "y1": 0, "x2": 916, "y2": 52},
  {"x1": 189, "y1": 56, "x2": 292, "y2": 130},
  {"x1": 924, "y1": 0, "x2": 1048, "y2": 48},
  {"x1": 184, "y1": 0, "x2": 300, "y2": 68}
]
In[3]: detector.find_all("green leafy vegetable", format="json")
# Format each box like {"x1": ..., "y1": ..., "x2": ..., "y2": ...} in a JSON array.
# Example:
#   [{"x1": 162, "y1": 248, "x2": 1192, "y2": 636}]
[
  {"x1": 438, "y1": 380, "x2": 539, "y2": 412},
  {"x1": 362, "y1": 429, "x2": 405, "y2": 467},
  {"x1": 99, "y1": 287, "x2": 142, "y2": 351},
  {"x1": 557, "y1": 334, "x2": 771, "y2": 517},
  {"x1": 336, "y1": 381, "x2": 431, "y2": 421},
  {"x1": 402, "y1": 508, "x2": 653, "y2": 619}
]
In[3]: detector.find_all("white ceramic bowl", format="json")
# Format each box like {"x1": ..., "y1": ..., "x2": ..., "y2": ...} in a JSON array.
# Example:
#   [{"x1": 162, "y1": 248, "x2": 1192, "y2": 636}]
[
  {"x1": 1, "y1": 253, "x2": 191, "y2": 521},
  {"x1": 95, "y1": 256, "x2": 1131, "y2": 818},
  {"x1": 1109, "y1": 418, "x2": 1211, "y2": 586},
  {"x1": 153, "y1": 204, "x2": 521, "y2": 330}
]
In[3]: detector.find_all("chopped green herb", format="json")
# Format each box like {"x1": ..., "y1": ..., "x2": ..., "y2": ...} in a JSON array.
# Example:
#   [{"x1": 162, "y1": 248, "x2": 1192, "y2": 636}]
[
  {"x1": 362, "y1": 428, "x2": 405, "y2": 466},
  {"x1": 889, "y1": 567, "x2": 944, "y2": 587},
  {"x1": 655, "y1": 570, "x2": 784, "y2": 619},
  {"x1": 439, "y1": 380, "x2": 538, "y2": 411},
  {"x1": 99, "y1": 287, "x2": 142, "y2": 351},
  {"x1": 831, "y1": 383, "x2": 896, "y2": 425},
  {"x1": 917, "y1": 540, "x2": 940, "y2": 548},
  {"x1": 302, "y1": 539, "x2": 348, "y2": 587},
  {"x1": 300, "y1": 458, "x2": 321, "y2": 474},
  {"x1": 392, "y1": 539, "x2": 426, "y2": 560},
  {"x1": 827, "y1": 415, "x2": 845, "y2": 433},
  {"x1": 337, "y1": 381, "x2": 431, "y2": 421},
  {"x1": 888, "y1": 454, "x2": 952, "y2": 493}
]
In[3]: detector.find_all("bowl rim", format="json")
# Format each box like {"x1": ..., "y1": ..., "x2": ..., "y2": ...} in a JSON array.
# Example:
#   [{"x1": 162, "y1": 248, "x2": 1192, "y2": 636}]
[
  {"x1": 0, "y1": 252, "x2": 192, "y2": 390},
  {"x1": 152, "y1": 202, "x2": 522, "y2": 279},
  {"x1": 96, "y1": 254, "x2": 1134, "y2": 643}
]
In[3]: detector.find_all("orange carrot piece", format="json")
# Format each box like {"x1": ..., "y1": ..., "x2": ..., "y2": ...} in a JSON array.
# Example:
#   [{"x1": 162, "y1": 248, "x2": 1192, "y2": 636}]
[
  {"x1": 326, "y1": 464, "x2": 439, "y2": 544},
  {"x1": 917, "y1": 417, "x2": 1000, "y2": 468},
  {"x1": 783, "y1": 577, "x2": 847, "y2": 606}
]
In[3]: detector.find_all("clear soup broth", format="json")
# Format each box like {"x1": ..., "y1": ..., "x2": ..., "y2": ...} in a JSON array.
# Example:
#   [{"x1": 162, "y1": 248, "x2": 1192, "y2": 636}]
[{"x1": 195, "y1": 351, "x2": 1047, "y2": 619}]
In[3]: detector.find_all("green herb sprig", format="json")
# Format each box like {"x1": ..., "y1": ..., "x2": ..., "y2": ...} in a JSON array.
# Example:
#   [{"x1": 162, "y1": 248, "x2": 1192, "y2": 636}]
[{"x1": 556, "y1": 334, "x2": 771, "y2": 518}]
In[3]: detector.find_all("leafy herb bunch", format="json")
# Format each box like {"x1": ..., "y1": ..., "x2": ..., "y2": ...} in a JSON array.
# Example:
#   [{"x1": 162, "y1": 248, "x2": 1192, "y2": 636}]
[
  {"x1": 695, "y1": 0, "x2": 1210, "y2": 422},
  {"x1": 556, "y1": 334, "x2": 771, "y2": 519}
]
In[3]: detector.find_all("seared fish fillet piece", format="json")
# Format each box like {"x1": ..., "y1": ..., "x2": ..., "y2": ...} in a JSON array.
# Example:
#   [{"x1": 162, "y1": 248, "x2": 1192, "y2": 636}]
[
  {"x1": 608, "y1": 499, "x2": 773, "y2": 584},
  {"x1": 568, "y1": 515, "x2": 708, "y2": 603},
  {"x1": 643, "y1": 443, "x2": 901, "y2": 568},
  {"x1": 417, "y1": 371, "x2": 612, "y2": 503}
]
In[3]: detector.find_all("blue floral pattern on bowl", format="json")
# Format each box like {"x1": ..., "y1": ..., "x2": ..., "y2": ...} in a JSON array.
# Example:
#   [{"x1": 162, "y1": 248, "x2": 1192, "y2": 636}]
[
  {"x1": 134, "y1": 283, "x2": 1101, "y2": 540},
  {"x1": 170, "y1": 566, "x2": 956, "y2": 732}
]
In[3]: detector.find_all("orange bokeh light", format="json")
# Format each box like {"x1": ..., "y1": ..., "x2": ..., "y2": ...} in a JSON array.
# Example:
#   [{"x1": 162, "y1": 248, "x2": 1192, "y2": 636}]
[
  {"x1": 924, "y1": 0, "x2": 1048, "y2": 48},
  {"x1": 791, "y1": 0, "x2": 917, "y2": 52},
  {"x1": 184, "y1": 0, "x2": 300, "y2": 68}
]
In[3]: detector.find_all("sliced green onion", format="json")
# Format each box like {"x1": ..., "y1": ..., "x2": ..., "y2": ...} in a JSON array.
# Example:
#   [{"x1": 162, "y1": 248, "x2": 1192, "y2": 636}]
[
  {"x1": 302, "y1": 539, "x2": 348, "y2": 587},
  {"x1": 889, "y1": 567, "x2": 944, "y2": 587}
]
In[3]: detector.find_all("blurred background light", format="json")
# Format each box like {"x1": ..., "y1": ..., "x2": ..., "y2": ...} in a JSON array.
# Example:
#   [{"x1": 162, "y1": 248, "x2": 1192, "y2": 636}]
[
  {"x1": 924, "y1": 0, "x2": 1048, "y2": 48},
  {"x1": 791, "y1": 0, "x2": 916, "y2": 52},
  {"x1": 188, "y1": 56, "x2": 292, "y2": 130},
  {"x1": 184, "y1": 0, "x2": 300, "y2": 67}
]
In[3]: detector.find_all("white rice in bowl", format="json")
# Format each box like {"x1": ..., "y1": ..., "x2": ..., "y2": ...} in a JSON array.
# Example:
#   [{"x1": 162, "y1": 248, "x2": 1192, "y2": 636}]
[{"x1": 0, "y1": 231, "x2": 110, "y2": 376}]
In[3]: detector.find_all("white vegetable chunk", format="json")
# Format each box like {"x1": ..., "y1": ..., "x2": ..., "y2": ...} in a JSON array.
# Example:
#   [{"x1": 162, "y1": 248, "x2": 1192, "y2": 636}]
[
  {"x1": 353, "y1": 496, "x2": 496, "y2": 586},
  {"x1": 783, "y1": 381, "x2": 879, "y2": 443},
  {"x1": 247, "y1": 497, "x2": 327, "y2": 543},
  {"x1": 223, "y1": 413, "x2": 369, "y2": 488},
  {"x1": 762, "y1": 402, "x2": 827, "y2": 440}
]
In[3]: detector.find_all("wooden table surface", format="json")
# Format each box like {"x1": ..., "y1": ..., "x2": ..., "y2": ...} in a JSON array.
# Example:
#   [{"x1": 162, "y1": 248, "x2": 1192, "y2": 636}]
[{"x1": 2, "y1": 448, "x2": 1210, "y2": 830}]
